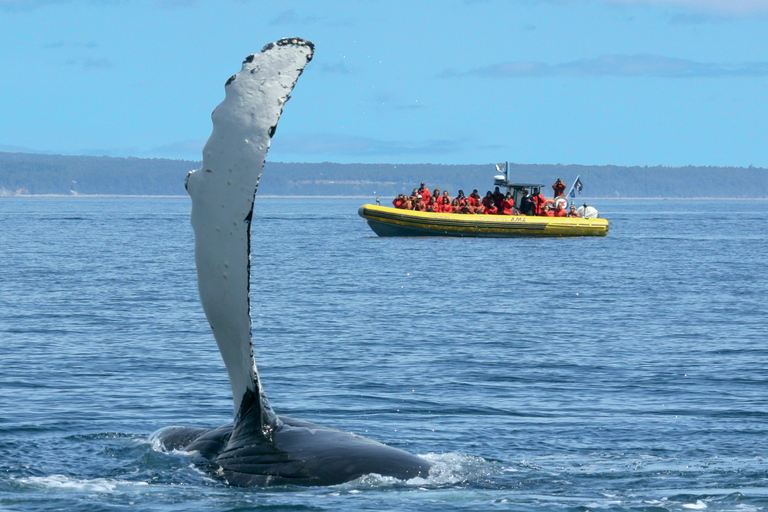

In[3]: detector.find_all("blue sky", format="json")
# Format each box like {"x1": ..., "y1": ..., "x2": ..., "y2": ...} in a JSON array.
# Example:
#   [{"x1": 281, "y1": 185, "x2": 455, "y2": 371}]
[{"x1": 1, "y1": 0, "x2": 767, "y2": 167}]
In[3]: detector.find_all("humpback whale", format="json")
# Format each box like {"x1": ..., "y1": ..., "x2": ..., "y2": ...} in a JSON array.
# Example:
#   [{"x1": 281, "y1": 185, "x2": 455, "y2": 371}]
[{"x1": 151, "y1": 38, "x2": 432, "y2": 487}]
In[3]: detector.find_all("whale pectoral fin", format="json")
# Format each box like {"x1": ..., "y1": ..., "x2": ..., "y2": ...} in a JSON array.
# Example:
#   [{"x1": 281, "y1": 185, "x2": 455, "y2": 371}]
[
  {"x1": 230, "y1": 388, "x2": 282, "y2": 442},
  {"x1": 186, "y1": 38, "x2": 315, "y2": 420}
]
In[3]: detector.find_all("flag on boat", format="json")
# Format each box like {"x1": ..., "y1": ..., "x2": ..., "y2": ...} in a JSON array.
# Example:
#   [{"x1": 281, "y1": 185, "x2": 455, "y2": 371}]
[{"x1": 569, "y1": 178, "x2": 583, "y2": 198}]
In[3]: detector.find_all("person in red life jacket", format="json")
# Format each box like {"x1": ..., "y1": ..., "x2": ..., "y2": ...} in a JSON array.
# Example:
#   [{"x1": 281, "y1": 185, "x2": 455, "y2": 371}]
[
  {"x1": 455, "y1": 189, "x2": 467, "y2": 206},
  {"x1": 554, "y1": 204, "x2": 567, "y2": 217},
  {"x1": 552, "y1": 178, "x2": 566, "y2": 198},
  {"x1": 532, "y1": 187, "x2": 546, "y2": 216},
  {"x1": 492, "y1": 187, "x2": 504, "y2": 208},
  {"x1": 439, "y1": 196, "x2": 452, "y2": 213},
  {"x1": 468, "y1": 189, "x2": 481, "y2": 207},
  {"x1": 484, "y1": 200, "x2": 498, "y2": 215},
  {"x1": 442, "y1": 190, "x2": 452, "y2": 205},
  {"x1": 413, "y1": 195, "x2": 427, "y2": 212},
  {"x1": 450, "y1": 198, "x2": 461, "y2": 213},
  {"x1": 418, "y1": 182, "x2": 431, "y2": 203},
  {"x1": 482, "y1": 191, "x2": 494, "y2": 210},
  {"x1": 519, "y1": 189, "x2": 535, "y2": 216},
  {"x1": 567, "y1": 205, "x2": 582, "y2": 217},
  {"x1": 432, "y1": 188, "x2": 441, "y2": 203},
  {"x1": 392, "y1": 194, "x2": 406, "y2": 209},
  {"x1": 426, "y1": 196, "x2": 438, "y2": 212},
  {"x1": 500, "y1": 192, "x2": 516, "y2": 215},
  {"x1": 541, "y1": 204, "x2": 555, "y2": 217},
  {"x1": 460, "y1": 201, "x2": 477, "y2": 214}
]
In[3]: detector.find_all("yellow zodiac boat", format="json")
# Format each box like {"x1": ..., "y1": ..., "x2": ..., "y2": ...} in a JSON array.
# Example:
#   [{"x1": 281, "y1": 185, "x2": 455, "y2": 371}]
[{"x1": 358, "y1": 204, "x2": 609, "y2": 238}]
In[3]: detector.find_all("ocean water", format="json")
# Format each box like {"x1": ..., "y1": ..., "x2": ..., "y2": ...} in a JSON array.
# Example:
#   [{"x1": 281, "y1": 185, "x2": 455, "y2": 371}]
[{"x1": 1, "y1": 196, "x2": 767, "y2": 512}]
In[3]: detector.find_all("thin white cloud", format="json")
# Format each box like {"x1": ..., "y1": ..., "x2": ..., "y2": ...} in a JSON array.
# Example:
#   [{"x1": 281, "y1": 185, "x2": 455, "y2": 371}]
[
  {"x1": 442, "y1": 54, "x2": 768, "y2": 78},
  {"x1": 606, "y1": 0, "x2": 768, "y2": 19},
  {"x1": 153, "y1": 0, "x2": 199, "y2": 7},
  {"x1": 150, "y1": 139, "x2": 205, "y2": 158},
  {"x1": 44, "y1": 41, "x2": 98, "y2": 49},
  {"x1": 487, "y1": 0, "x2": 768, "y2": 20},
  {"x1": 275, "y1": 133, "x2": 463, "y2": 157},
  {"x1": 0, "y1": 0, "x2": 69, "y2": 10},
  {"x1": 319, "y1": 61, "x2": 352, "y2": 74}
]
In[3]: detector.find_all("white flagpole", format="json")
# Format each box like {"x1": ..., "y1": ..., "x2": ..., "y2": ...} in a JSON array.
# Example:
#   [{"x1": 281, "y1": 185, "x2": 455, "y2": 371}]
[{"x1": 566, "y1": 174, "x2": 581, "y2": 201}]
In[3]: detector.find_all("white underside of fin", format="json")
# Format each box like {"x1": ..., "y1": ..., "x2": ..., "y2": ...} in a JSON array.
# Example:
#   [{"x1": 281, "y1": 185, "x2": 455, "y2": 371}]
[{"x1": 185, "y1": 39, "x2": 314, "y2": 416}]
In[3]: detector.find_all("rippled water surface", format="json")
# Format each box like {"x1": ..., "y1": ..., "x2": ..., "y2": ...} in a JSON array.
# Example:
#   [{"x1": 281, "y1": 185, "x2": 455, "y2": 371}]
[{"x1": 1, "y1": 196, "x2": 767, "y2": 512}]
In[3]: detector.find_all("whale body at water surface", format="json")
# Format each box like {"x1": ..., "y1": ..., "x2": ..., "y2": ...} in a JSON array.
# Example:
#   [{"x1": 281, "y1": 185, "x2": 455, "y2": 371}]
[{"x1": 151, "y1": 38, "x2": 431, "y2": 486}]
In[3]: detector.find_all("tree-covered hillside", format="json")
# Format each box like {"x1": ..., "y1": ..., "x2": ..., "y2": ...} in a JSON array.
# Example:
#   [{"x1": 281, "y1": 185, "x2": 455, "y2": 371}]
[{"x1": 1, "y1": 152, "x2": 766, "y2": 198}]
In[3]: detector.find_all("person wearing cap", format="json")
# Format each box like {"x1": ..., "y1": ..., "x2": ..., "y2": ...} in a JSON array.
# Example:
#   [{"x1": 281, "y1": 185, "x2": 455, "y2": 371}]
[
  {"x1": 519, "y1": 189, "x2": 534, "y2": 216},
  {"x1": 413, "y1": 194, "x2": 427, "y2": 212},
  {"x1": 483, "y1": 200, "x2": 498, "y2": 215},
  {"x1": 418, "y1": 182, "x2": 431, "y2": 203},
  {"x1": 552, "y1": 178, "x2": 566, "y2": 198}
]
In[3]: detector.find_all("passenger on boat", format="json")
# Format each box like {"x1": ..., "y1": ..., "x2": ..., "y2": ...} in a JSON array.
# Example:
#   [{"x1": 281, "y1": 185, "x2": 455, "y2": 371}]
[
  {"x1": 492, "y1": 187, "x2": 505, "y2": 208},
  {"x1": 456, "y1": 190, "x2": 467, "y2": 206},
  {"x1": 519, "y1": 189, "x2": 535, "y2": 216},
  {"x1": 484, "y1": 200, "x2": 498, "y2": 215},
  {"x1": 532, "y1": 188, "x2": 546, "y2": 216},
  {"x1": 439, "y1": 196, "x2": 452, "y2": 213},
  {"x1": 418, "y1": 182, "x2": 431, "y2": 203},
  {"x1": 450, "y1": 198, "x2": 461, "y2": 213},
  {"x1": 500, "y1": 193, "x2": 517, "y2": 215},
  {"x1": 409, "y1": 188, "x2": 419, "y2": 201},
  {"x1": 432, "y1": 188, "x2": 441, "y2": 202},
  {"x1": 482, "y1": 191, "x2": 494, "y2": 210},
  {"x1": 567, "y1": 205, "x2": 582, "y2": 217},
  {"x1": 554, "y1": 203, "x2": 567, "y2": 217},
  {"x1": 552, "y1": 179, "x2": 566, "y2": 198},
  {"x1": 541, "y1": 204, "x2": 555, "y2": 217},
  {"x1": 426, "y1": 196, "x2": 439, "y2": 213},
  {"x1": 442, "y1": 190, "x2": 452, "y2": 205},
  {"x1": 392, "y1": 194, "x2": 407, "y2": 209},
  {"x1": 460, "y1": 201, "x2": 476, "y2": 214},
  {"x1": 468, "y1": 189, "x2": 481, "y2": 207},
  {"x1": 413, "y1": 195, "x2": 427, "y2": 212}
]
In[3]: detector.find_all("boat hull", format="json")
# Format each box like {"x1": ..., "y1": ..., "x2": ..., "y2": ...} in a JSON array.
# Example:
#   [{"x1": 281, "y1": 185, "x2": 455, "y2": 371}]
[{"x1": 358, "y1": 205, "x2": 609, "y2": 238}]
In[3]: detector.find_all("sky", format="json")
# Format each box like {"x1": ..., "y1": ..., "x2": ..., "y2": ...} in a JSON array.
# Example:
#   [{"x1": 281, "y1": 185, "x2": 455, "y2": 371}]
[{"x1": 1, "y1": 0, "x2": 767, "y2": 167}]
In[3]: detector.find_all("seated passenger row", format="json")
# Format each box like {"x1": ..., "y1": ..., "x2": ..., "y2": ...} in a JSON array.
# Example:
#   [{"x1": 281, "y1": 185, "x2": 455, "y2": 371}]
[{"x1": 392, "y1": 184, "x2": 582, "y2": 218}]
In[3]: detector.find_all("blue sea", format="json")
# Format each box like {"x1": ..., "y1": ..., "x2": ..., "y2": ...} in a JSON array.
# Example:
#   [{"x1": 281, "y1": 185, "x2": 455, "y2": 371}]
[{"x1": 1, "y1": 196, "x2": 767, "y2": 512}]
